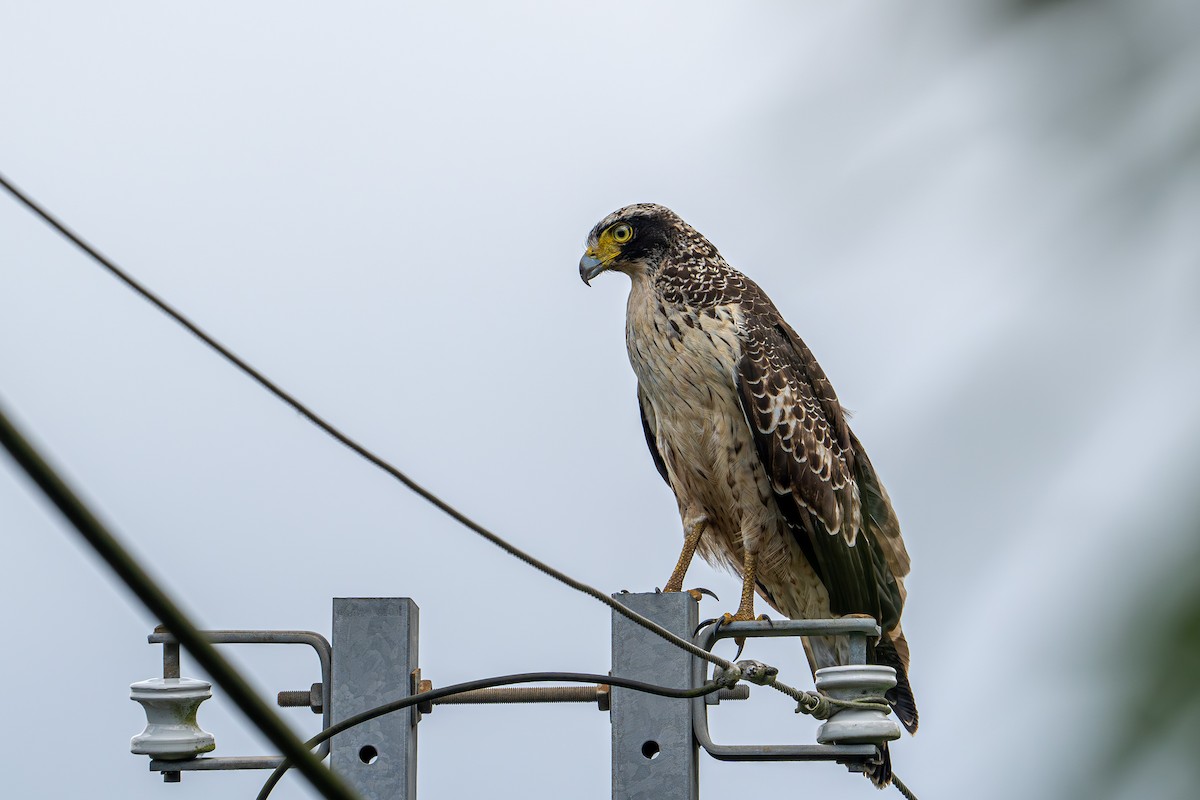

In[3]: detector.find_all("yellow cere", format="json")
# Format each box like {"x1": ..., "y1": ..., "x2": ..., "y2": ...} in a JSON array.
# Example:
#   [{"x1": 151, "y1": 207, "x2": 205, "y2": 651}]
[{"x1": 587, "y1": 224, "x2": 631, "y2": 263}]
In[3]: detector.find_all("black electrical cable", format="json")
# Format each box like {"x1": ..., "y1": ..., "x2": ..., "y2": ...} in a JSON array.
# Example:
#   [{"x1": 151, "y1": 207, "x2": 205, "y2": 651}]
[
  {"x1": 257, "y1": 672, "x2": 722, "y2": 800},
  {"x1": 0, "y1": 400, "x2": 362, "y2": 800},
  {"x1": 0, "y1": 170, "x2": 733, "y2": 673}
]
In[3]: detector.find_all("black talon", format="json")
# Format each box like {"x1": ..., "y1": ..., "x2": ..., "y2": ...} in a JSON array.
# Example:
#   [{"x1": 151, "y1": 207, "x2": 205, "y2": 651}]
[
  {"x1": 729, "y1": 615, "x2": 772, "y2": 660},
  {"x1": 691, "y1": 587, "x2": 719, "y2": 601},
  {"x1": 693, "y1": 617, "x2": 721, "y2": 637}
]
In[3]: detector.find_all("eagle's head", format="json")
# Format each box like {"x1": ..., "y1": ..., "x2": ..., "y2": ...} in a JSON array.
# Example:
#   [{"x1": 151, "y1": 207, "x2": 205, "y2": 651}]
[{"x1": 579, "y1": 203, "x2": 687, "y2": 286}]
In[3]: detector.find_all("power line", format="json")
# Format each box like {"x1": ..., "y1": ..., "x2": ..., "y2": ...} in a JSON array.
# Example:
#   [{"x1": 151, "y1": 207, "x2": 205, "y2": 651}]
[
  {"x1": 0, "y1": 170, "x2": 733, "y2": 673},
  {"x1": 892, "y1": 774, "x2": 919, "y2": 800},
  {"x1": 0, "y1": 399, "x2": 362, "y2": 800},
  {"x1": 256, "y1": 672, "x2": 723, "y2": 800}
]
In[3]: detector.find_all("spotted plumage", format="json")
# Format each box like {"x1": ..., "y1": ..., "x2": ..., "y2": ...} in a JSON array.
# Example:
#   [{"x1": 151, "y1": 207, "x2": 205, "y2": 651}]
[{"x1": 580, "y1": 204, "x2": 917, "y2": 787}]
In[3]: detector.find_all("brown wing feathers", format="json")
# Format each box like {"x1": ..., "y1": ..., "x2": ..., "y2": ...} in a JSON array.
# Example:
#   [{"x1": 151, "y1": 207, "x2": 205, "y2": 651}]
[
  {"x1": 734, "y1": 305, "x2": 917, "y2": 733},
  {"x1": 736, "y1": 311, "x2": 884, "y2": 616},
  {"x1": 638, "y1": 389, "x2": 671, "y2": 486}
]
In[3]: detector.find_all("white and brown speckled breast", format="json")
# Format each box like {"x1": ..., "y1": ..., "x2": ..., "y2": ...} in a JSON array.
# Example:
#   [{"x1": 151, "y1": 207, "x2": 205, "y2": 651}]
[{"x1": 624, "y1": 276, "x2": 833, "y2": 635}]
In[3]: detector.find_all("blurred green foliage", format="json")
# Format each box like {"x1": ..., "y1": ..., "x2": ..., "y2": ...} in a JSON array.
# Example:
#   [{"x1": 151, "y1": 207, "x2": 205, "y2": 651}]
[{"x1": 1089, "y1": 515, "x2": 1200, "y2": 798}]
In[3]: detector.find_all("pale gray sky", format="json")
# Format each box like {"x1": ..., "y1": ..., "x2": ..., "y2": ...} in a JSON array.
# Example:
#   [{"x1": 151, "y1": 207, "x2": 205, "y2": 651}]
[{"x1": 2, "y1": 2, "x2": 1198, "y2": 799}]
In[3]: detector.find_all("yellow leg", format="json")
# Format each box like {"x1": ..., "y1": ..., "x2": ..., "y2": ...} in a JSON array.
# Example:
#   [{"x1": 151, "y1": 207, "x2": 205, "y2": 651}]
[
  {"x1": 721, "y1": 550, "x2": 769, "y2": 657},
  {"x1": 723, "y1": 550, "x2": 759, "y2": 623},
  {"x1": 662, "y1": 519, "x2": 706, "y2": 594}
]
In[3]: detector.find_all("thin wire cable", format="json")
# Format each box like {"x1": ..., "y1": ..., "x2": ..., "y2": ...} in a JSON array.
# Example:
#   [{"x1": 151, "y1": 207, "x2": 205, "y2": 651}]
[
  {"x1": 0, "y1": 400, "x2": 361, "y2": 800},
  {"x1": 767, "y1": 675, "x2": 892, "y2": 718},
  {"x1": 257, "y1": 672, "x2": 723, "y2": 800},
  {"x1": 891, "y1": 773, "x2": 919, "y2": 800},
  {"x1": 0, "y1": 170, "x2": 733, "y2": 673}
]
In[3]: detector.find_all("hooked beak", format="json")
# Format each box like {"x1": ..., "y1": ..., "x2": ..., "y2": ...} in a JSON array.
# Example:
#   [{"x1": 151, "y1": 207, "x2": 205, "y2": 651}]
[{"x1": 579, "y1": 253, "x2": 608, "y2": 286}]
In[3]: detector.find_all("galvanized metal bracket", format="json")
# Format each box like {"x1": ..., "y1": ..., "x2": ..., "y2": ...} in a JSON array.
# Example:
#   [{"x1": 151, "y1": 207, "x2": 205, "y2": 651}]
[
  {"x1": 137, "y1": 600, "x2": 422, "y2": 800},
  {"x1": 143, "y1": 629, "x2": 332, "y2": 778},
  {"x1": 690, "y1": 617, "x2": 882, "y2": 767},
  {"x1": 132, "y1": 594, "x2": 897, "y2": 796}
]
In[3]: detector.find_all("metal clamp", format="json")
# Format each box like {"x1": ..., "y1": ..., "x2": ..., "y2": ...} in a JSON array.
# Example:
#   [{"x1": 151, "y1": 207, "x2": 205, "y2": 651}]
[
  {"x1": 690, "y1": 618, "x2": 882, "y2": 765},
  {"x1": 143, "y1": 629, "x2": 332, "y2": 777}
]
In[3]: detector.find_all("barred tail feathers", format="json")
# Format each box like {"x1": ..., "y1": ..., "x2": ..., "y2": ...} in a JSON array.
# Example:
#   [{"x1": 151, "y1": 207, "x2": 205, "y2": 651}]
[{"x1": 866, "y1": 741, "x2": 893, "y2": 789}]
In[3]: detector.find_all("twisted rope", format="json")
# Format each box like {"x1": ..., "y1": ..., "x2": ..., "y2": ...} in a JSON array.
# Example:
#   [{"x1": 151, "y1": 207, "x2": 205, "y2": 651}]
[
  {"x1": 892, "y1": 773, "x2": 919, "y2": 800},
  {"x1": 731, "y1": 660, "x2": 891, "y2": 718}
]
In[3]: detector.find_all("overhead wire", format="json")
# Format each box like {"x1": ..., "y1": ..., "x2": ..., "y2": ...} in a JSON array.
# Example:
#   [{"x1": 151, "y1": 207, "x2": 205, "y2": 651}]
[
  {"x1": 255, "y1": 672, "x2": 723, "y2": 800},
  {"x1": 0, "y1": 170, "x2": 733, "y2": 673},
  {"x1": 0, "y1": 400, "x2": 361, "y2": 800},
  {"x1": 891, "y1": 774, "x2": 919, "y2": 800}
]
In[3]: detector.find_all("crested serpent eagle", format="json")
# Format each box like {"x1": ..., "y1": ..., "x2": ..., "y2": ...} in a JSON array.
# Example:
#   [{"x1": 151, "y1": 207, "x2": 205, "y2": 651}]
[{"x1": 579, "y1": 203, "x2": 917, "y2": 787}]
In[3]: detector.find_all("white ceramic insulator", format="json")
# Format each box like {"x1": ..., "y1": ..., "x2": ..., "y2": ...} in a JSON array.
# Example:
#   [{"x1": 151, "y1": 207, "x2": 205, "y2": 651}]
[
  {"x1": 130, "y1": 677, "x2": 216, "y2": 760},
  {"x1": 814, "y1": 665, "x2": 902, "y2": 745}
]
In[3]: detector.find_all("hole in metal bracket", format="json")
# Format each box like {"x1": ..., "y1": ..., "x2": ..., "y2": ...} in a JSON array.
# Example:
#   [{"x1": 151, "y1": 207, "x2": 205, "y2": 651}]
[
  {"x1": 641, "y1": 740, "x2": 660, "y2": 760},
  {"x1": 359, "y1": 745, "x2": 379, "y2": 765}
]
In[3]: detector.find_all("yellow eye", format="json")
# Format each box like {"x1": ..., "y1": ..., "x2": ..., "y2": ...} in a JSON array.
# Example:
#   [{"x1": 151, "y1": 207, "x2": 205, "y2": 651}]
[{"x1": 611, "y1": 223, "x2": 633, "y2": 243}]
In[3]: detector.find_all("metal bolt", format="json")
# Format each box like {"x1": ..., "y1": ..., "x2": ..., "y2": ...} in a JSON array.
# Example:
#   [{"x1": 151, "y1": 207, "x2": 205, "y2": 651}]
[
  {"x1": 276, "y1": 682, "x2": 323, "y2": 714},
  {"x1": 596, "y1": 683, "x2": 611, "y2": 712},
  {"x1": 715, "y1": 685, "x2": 750, "y2": 702},
  {"x1": 157, "y1": 628, "x2": 180, "y2": 680},
  {"x1": 417, "y1": 679, "x2": 433, "y2": 715}
]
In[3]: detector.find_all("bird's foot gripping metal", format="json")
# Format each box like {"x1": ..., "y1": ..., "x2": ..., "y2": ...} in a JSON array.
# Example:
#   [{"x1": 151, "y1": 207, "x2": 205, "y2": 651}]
[
  {"x1": 658, "y1": 586, "x2": 720, "y2": 602},
  {"x1": 694, "y1": 612, "x2": 772, "y2": 660}
]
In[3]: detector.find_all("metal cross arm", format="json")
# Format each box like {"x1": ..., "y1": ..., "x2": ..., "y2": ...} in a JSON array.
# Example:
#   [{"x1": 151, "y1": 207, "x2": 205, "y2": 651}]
[
  {"x1": 137, "y1": 629, "x2": 333, "y2": 778},
  {"x1": 691, "y1": 617, "x2": 883, "y2": 766},
  {"x1": 127, "y1": 594, "x2": 903, "y2": 800},
  {"x1": 608, "y1": 593, "x2": 903, "y2": 800}
]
